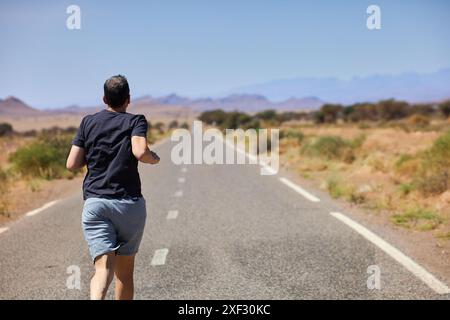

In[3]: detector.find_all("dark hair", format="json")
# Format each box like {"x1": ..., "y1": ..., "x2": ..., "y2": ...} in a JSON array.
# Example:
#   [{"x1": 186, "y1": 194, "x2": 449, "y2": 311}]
[{"x1": 103, "y1": 75, "x2": 130, "y2": 108}]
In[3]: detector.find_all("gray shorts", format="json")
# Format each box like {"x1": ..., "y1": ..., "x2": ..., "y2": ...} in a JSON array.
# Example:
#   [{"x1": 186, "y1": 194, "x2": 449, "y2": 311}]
[{"x1": 82, "y1": 197, "x2": 147, "y2": 261}]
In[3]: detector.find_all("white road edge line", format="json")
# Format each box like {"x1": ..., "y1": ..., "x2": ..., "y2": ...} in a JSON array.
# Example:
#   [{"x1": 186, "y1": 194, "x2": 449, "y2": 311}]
[
  {"x1": 279, "y1": 177, "x2": 320, "y2": 202},
  {"x1": 151, "y1": 248, "x2": 169, "y2": 266},
  {"x1": 221, "y1": 136, "x2": 278, "y2": 175},
  {"x1": 25, "y1": 200, "x2": 59, "y2": 217},
  {"x1": 330, "y1": 211, "x2": 450, "y2": 295},
  {"x1": 178, "y1": 177, "x2": 185, "y2": 183},
  {"x1": 0, "y1": 227, "x2": 9, "y2": 234},
  {"x1": 167, "y1": 210, "x2": 179, "y2": 220}
]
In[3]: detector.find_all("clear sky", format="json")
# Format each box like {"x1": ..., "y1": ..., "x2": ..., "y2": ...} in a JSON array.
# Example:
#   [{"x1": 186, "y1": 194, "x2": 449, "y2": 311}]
[{"x1": 1, "y1": 0, "x2": 449, "y2": 108}]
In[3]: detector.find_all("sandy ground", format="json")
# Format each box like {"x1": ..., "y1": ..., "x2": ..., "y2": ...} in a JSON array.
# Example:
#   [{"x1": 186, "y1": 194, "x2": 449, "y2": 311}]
[
  {"x1": 0, "y1": 176, "x2": 84, "y2": 225},
  {"x1": 0, "y1": 114, "x2": 195, "y2": 133}
]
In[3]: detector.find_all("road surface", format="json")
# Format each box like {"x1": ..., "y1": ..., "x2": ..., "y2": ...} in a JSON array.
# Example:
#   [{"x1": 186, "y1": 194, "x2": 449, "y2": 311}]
[{"x1": 0, "y1": 139, "x2": 448, "y2": 299}]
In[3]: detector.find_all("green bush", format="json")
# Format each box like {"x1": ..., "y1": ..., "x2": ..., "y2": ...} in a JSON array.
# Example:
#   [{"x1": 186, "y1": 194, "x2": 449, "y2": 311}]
[
  {"x1": 349, "y1": 134, "x2": 366, "y2": 149},
  {"x1": 320, "y1": 104, "x2": 344, "y2": 123},
  {"x1": 9, "y1": 134, "x2": 74, "y2": 180},
  {"x1": 280, "y1": 130, "x2": 304, "y2": 144},
  {"x1": 392, "y1": 207, "x2": 442, "y2": 230},
  {"x1": 154, "y1": 122, "x2": 165, "y2": 134},
  {"x1": 416, "y1": 130, "x2": 450, "y2": 195},
  {"x1": 221, "y1": 112, "x2": 251, "y2": 130},
  {"x1": 301, "y1": 136, "x2": 354, "y2": 162},
  {"x1": 255, "y1": 109, "x2": 277, "y2": 121},
  {"x1": 0, "y1": 168, "x2": 9, "y2": 216},
  {"x1": 439, "y1": 100, "x2": 450, "y2": 118},
  {"x1": 241, "y1": 118, "x2": 260, "y2": 130},
  {"x1": 168, "y1": 120, "x2": 179, "y2": 129},
  {"x1": 198, "y1": 109, "x2": 228, "y2": 125},
  {"x1": 180, "y1": 122, "x2": 190, "y2": 130},
  {"x1": 0, "y1": 123, "x2": 13, "y2": 136}
]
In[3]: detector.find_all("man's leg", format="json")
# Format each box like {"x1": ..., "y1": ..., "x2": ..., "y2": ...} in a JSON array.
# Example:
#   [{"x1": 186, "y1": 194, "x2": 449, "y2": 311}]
[
  {"x1": 91, "y1": 252, "x2": 116, "y2": 300},
  {"x1": 114, "y1": 255, "x2": 136, "y2": 300}
]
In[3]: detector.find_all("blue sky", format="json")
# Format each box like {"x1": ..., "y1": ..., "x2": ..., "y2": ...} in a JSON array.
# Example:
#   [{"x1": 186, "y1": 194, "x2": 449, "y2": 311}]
[{"x1": 1, "y1": 0, "x2": 449, "y2": 108}]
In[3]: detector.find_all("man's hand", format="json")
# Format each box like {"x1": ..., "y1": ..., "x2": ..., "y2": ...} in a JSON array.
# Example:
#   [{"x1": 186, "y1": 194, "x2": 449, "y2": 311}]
[{"x1": 131, "y1": 136, "x2": 160, "y2": 164}]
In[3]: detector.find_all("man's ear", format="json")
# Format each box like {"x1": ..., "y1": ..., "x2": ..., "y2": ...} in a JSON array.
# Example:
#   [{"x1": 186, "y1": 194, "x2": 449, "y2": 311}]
[{"x1": 103, "y1": 96, "x2": 108, "y2": 105}]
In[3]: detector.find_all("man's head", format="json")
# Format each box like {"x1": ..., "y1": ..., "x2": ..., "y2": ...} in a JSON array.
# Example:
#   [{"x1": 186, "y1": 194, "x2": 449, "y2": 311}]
[{"x1": 103, "y1": 75, "x2": 130, "y2": 109}]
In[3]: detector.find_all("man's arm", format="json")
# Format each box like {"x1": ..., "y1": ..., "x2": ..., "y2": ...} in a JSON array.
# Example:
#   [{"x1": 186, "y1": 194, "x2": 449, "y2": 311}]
[
  {"x1": 131, "y1": 136, "x2": 160, "y2": 164},
  {"x1": 66, "y1": 145, "x2": 86, "y2": 171}
]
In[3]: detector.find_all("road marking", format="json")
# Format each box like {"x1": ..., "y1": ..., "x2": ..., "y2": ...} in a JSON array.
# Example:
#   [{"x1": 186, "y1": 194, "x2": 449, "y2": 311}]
[
  {"x1": 330, "y1": 211, "x2": 450, "y2": 295},
  {"x1": 151, "y1": 248, "x2": 169, "y2": 266},
  {"x1": 181, "y1": 167, "x2": 187, "y2": 173},
  {"x1": 25, "y1": 200, "x2": 59, "y2": 217},
  {"x1": 0, "y1": 227, "x2": 9, "y2": 235},
  {"x1": 178, "y1": 177, "x2": 185, "y2": 183},
  {"x1": 175, "y1": 190, "x2": 183, "y2": 197},
  {"x1": 222, "y1": 136, "x2": 278, "y2": 175},
  {"x1": 167, "y1": 210, "x2": 179, "y2": 220},
  {"x1": 260, "y1": 162, "x2": 278, "y2": 175},
  {"x1": 279, "y1": 177, "x2": 320, "y2": 202}
]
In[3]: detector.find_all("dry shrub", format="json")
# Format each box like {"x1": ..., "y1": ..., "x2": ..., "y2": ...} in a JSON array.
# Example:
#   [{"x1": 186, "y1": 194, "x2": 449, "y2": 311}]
[
  {"x1": 415, "y1": 131, "x2": 450, "y2": 195},
  {"x1": 407, "y1": 114, "x2": 430, "y2": 127}
]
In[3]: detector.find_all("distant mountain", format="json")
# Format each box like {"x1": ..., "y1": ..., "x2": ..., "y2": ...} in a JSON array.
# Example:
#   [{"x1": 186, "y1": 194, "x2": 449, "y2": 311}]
[
  {"x1": 276, "y1": 97, "x2": 323, "y2": 110},
  {"x1": 155, "y1": 93, "x2": 192, "y2": 105},
  {"x1": 231, "y1": 69, "x2": 450, "y2": 104},
  {"x1": 0, "y1": 96, "x2": 41, "y2": 116},
  {"x1": 50, "y1": 104, "x2": 102, "y2": 115},
  {"x1": 0, "y1": 93, "x2": 322, "y2": 119},
  {"x1": 148, "y1": 93, "x2": 323, "y2": 112}
]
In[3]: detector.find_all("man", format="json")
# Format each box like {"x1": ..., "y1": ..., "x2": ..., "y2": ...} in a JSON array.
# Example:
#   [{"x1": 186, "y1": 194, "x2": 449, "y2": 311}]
[{"x1": 66, "y1": 75, "x2": 160, "y2": 300}]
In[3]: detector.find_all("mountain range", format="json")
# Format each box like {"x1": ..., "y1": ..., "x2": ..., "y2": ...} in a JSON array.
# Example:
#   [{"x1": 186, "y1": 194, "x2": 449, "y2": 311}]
[
  {"x1": 144, "y1": 94, "x2": 323, "y2": 112},
  {"x1": 1, "y1": 69, "x2": 450, "y2": 117},
  {"x1": 0, "y1": 94, "x2": 323, "y2": 117},
  {"x1": 231, "y1": 69, "x2": 450, "y2": 104}
]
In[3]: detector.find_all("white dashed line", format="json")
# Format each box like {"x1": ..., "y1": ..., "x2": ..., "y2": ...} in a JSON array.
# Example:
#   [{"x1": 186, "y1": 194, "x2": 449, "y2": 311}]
[
  {"x1": 25, "y1": 200, "x2": 59, "y2": 217},
  {"x1": 279, "y1": 177, "x2": 320, "y2": 202},
  {"x1": 151, "y1": 248, "x2": 169, "y2": 266},
  {"x1": 167, "y1": 210, "x2": 179, "y2": 220},
  {"x1": 181, "y1": 167, "x2": 187, "y2": 173},
  {"x1": 0, "y1": 227, "x2": 9, "y2": 235},
  {"x1": 175, "y1": 190, "x2": 183, "y2": 197},
  {"x1": 178, "y1": 177, "x2": 185, "y2": 183},
  {"x1": 330, "y1": 211, "x2": 450, "y2": 295}
]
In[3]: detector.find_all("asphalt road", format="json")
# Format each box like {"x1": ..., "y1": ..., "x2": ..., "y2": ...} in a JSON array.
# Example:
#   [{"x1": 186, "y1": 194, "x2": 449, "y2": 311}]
[{"x1": 0, "y1": 139, "x2": 448, "y2": 299}]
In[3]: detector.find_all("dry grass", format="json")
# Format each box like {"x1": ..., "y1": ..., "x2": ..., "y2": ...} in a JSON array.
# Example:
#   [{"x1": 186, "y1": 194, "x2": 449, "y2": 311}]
[{"x1": 278, "y1": 121, "x2": 450, "y2": 237}]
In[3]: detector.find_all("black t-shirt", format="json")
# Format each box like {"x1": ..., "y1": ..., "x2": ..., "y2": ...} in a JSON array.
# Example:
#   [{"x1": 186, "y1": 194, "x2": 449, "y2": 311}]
[{"x1": 72, "y1": 109, "x2": 148, "y2": 200}]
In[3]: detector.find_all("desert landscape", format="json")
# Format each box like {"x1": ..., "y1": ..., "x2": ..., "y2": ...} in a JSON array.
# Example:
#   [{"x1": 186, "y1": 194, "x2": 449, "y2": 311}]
[{"x1": 0, "y1": 95, "x2": 196, "y2": 223}]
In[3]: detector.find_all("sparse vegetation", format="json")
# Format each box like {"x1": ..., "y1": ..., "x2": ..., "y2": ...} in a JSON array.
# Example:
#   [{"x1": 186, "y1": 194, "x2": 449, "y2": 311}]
[
  {"x1": 180, "y1": 122, "x2": 190, "y2": 130},
  {"x1": 392, "y1": 207, "x2": 443, "y2": 231},
  {"x1": 154, "y1": 122, "x2": 165, "y2": 134},
  {"x1": 326, "y1": 175, "x2": 346, "y2": 199},
  {"x1": 168, "y1": 120, "x2": 179, "y2": 129},
  {"x1": 0, "y1": 123, "x2": 13, "y2": 136},
  {"x1": 198, "y1": 106, "x2": 450, "y2": 237},
  {"x1": 9, "y1": 134, "x2": 74, "y2": 180},
  {"x1": 0, "y1": 168, "x2": 9, "y2": 216},
  {"x1": 415, "y1": 130, "x2": 450, "y2": 195},
  {"x1": 439, "y1": 100, "x2": 450, "y2": 118},
  {"x1": 301, "y1": 136, "x2": 355, "y2": 163}
]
